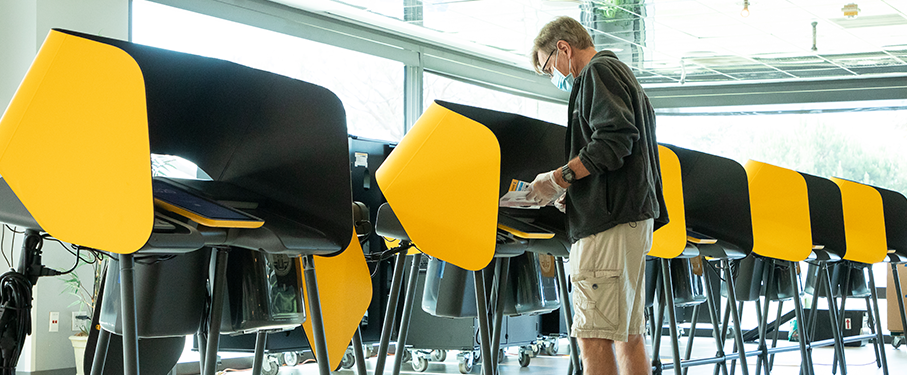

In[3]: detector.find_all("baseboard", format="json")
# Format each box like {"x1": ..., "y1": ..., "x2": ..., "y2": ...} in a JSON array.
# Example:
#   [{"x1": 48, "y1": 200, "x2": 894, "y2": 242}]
[{"x1": 16, "y1": 368, "x2": 75, "y2": 375}]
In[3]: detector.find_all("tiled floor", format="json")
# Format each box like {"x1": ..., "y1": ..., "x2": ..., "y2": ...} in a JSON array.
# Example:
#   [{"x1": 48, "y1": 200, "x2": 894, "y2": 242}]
[{"x1": 212, "y1": 336, "x2": 907, "y2": 375}]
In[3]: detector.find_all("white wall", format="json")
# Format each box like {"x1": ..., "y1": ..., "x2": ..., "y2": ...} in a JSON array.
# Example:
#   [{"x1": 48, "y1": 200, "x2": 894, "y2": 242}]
[
  {"x1": 0, "y1": 0, "x2": 37, "y2": 114},
  {"x1": 0, "y1": 1, "x2": 129, "y2": 372},
  {"x1": 0, "y1": 0, "x2": 129, "y2": 112}
]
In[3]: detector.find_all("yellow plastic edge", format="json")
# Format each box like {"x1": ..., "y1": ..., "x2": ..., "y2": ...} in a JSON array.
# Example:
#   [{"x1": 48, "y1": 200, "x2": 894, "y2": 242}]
[
  {"x1": 650, "y1": 145, "x2": 687, "y2": 259},
  {"x1": 0, "y1": 30, "x2": 152, "y2": 253},
  {"x1": 497, "y1": 223, "x2": 555, "y2": 239},
  {"x1": 153, "y1": 199, "x2": 264, "y2": 229},
  {"x1": 744, "y1": 160, "x2": 812, "y2": 262},
  {"x1": 301, "y1": 229, "x2": 373, "y2": 370},
  {"x1": 686, "y1": 236, "x2": 717, "y2": 245},
  {"x1": 832, "y1": 178, "x2": 888, "y2": 264},
  {"x1": 375, "y1": 103, "x2": 499, "y2": 271}
]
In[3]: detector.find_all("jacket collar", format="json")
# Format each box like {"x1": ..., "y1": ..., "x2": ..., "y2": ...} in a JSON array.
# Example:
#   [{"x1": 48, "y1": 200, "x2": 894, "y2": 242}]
[{"x1": 594, "y1": 50, "x2": 619, "y2": 60}]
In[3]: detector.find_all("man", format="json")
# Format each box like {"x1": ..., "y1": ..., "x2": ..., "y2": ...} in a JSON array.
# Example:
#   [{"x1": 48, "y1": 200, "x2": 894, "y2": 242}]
[{"x1": 526, "y1": 16, "x2": 667, "y2": 375}]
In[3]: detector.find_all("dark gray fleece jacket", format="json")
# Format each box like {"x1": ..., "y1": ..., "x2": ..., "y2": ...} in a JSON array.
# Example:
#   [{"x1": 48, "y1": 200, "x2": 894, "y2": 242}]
[{"x1": 563, "y1": 50, "x2": 668, "y2": 243}]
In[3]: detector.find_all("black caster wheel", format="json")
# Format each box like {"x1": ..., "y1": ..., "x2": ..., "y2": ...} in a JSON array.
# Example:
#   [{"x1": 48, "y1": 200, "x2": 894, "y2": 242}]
[
  {"x1": 412, "y1": 353, "x2": 429, "y2": 372},
  {"x1": 340, "y1": 348, "x2": 356, "y2": 369},
  {"x1": 262, "y1": 356, "x2": 280, "y2": 375},
  {"x1": 430, "y1": 349, "x2": 447, "y2": 362},
  {"x1": 546, "y1": 339, "x2": 559, "y2": 356},
  {"x1": 893, "y1": 335, "x2": 905, "y2": 349},
  {"x1": 282, "y1": 351, "x2": 300, "y2": 366},
  {"x1": 518, "y1": 349, "x2": 531, "y2": 367},
  {"x1": 457, "y1": 352, "x2": 474, "y2": 374}
]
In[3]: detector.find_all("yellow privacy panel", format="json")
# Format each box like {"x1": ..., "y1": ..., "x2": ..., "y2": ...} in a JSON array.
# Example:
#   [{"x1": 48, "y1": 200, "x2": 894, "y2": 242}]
[
  {"x1": 0, "y1": 30, "x2": 152, "y2": 253},
  {"x1": 376, "y1": 103, "x2": 500, "y2": 271},
  {"x1": 302, "y1": 230, "x2": 372, "y2": 370},
  {"x1": 650, "y1": 145, "x2": 686, "y2": 259},
  {"x1": 832, "y1": 178, "x2": 887, "y2": 264},
  {"x1": 744, "y1": 160, "x2": 812, "y2": 262}
]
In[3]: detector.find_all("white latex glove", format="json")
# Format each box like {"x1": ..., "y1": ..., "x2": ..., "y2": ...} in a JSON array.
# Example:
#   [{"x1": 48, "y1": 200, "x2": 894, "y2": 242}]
[
  {"x1": 554, "y1": 192, "x2": 567, "y2": 213},
  {"x1": 526, "y1": 171, "x2": 566, "y2": 206}
]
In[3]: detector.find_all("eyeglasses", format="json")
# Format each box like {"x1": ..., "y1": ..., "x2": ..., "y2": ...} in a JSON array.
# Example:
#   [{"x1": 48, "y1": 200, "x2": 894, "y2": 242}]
[{"x1": 541, "y1": 48, "x2": 556, "y2": 77}]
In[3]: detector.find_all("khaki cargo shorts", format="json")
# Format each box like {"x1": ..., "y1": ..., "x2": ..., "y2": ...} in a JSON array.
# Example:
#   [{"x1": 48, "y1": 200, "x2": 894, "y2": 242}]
[{"x1": 569, "y1": 219, "x2": 653, "y2": 342}]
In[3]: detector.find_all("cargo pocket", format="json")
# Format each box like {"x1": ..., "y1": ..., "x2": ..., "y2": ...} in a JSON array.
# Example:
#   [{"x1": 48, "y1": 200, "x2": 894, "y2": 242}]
[{"x1": 573, "y1": 270, "x2": 621, "y2": 331}]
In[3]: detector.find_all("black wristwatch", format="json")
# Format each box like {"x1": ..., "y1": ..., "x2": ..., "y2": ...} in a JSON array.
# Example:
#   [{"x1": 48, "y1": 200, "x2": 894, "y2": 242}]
[{"x1": 561, "y1": 164, "x2": 576, "y2": 184}]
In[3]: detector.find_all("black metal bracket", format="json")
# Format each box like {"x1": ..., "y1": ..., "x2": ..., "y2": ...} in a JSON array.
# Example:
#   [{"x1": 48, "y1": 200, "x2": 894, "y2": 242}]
[{"x1": 652, "y1": 359, "x2": 664, "y2": 375}]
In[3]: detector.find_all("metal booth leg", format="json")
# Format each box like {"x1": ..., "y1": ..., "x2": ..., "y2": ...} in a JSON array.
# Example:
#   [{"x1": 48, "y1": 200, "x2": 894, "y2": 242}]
[
  {"x1": 555, "y1": 257, "x2": 582, "y2": 375},
  {"x1": 196, "y1": 330, "x2": 207, "y2": 374},
  {"x1": 891, "y1": 263, "x2": 907, "y2": 352},
  {"x1": 755, "y1": 260, "x2": 775, "y2": 375},
  {"x1": 824, "y1": 264, "x2": 847, "y2": 375},
  {"x1": 831, "y1": 263, "x2": 851, "y2": 374},
  {"x1": 862, "y1": 291, "x2": 881, "y2": 368},
  {"x1": 682, "y1": 304, "x2": 701, "y2": 375},
  {"x1": 717, "y1": 297, "x2": 732, "y2": 375},
  {"x1": 788, "y1": 261, "x2": 814, "y2": 375},
  {"x1": 730, "y1": 301, "x2": 744, "y2": 375},
  {"x1": 303, "y1": 254, "x2": 332, "y2": 375},
  {"x1": 204, "y1": 248, "x2": 230, "y2": 375},
  {"x1": 892, "y1": 263, "x2": 907, "y2": 349},
  {"x1": 118, "y1": 253, "x2": 140, "y2": 375},
  {"x1": 866, "y1": 265, "x2": 889, "y2": 375},
  {"x1": 251, "y1": 331, "x2": 268, "y2": 375},
  {"x1": 474, "y1": 268, "x2": 494, "y2": 375},
  {"x1": 352, "y1": 328, "x2": 368, "y2": 375},
  {"x1": 490, "y1": 258, "x2": 511, "y2": 371},
  {"x1": 723, "y1": 259, "x2": 750, "y2": 375},
  {"x1": 768, "y1": 300, "x2": 783, "y2": 371},
  {"x1": 806, "y1": 263, "x2": 823, "y2": 351},
  {"x1": 391, "y1": 253, "x2": 423, "y2": 375},
  {"x1": 846, "y1": 265, "x2": 880, "y2": 371},
  {"x1": 702, "y1": 261, "x2": 729, "y2": 375},
  {"x1": 660, "y1": 259, "x2": 683, "y2": 375},
  {"x1": 652, "y1": 271, "x2": 666, "y2": 374},
  {"x1": 374, "y1": 252, "x2": 407, "y2": 375},
  {"x1": 89, "y1": 327, "x2": 112, "y2": 375}
]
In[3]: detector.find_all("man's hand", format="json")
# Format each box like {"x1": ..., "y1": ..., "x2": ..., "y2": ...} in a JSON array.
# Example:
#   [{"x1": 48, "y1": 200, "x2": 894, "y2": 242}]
[
  {"x1": 527, "y1": 170, "x2": 567, "y2": 206},
  {"x1": 554, "y1": 192, "x2": 567, "y2": 213}
]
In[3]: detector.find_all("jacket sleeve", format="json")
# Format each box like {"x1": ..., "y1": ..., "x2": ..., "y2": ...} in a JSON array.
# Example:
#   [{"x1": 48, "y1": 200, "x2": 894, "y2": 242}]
[{"x1": 576, "y1": 63, "x2": 640, "y2": 175}]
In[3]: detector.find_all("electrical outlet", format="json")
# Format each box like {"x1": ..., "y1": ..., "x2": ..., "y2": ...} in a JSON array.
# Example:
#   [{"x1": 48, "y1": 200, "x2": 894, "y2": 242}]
[
  {"x1": 49, "y1": 312, "x2": 59, "y2": 332},
  {"x1": 73, "y1": 311, "x2": 89, "y2": 332}
]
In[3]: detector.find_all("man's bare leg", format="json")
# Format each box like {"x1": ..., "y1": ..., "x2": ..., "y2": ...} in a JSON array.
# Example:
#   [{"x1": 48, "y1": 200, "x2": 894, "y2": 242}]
[
  {"x1": 578, "y1": 338, "x2": 618, "y2": 375},
  {"x1": 615, "y1": 334, "x2": 652, "y2": 375}
]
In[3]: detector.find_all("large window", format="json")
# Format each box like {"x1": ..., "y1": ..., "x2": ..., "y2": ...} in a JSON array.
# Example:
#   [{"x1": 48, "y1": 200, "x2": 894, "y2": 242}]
[
  {"x1": 132, "y1": 0, "x2": 405, "y2": 141},
  {"x1": 656, "y1": 109, "x2": 907, "y2": 196},
  {"x1": 424, "y1": 72, "x2": 567, "y2": 126}
]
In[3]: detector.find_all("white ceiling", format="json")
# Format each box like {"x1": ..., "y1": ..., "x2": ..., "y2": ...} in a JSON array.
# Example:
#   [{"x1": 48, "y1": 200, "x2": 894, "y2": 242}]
[{"x1": 329, "y1": 0, "x2": 907, "y2": 84}]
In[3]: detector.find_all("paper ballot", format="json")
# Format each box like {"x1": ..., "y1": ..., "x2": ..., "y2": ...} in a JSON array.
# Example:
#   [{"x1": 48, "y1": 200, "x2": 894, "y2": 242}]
[{"x1": 499, "y1": 179, "x2": 541, "y2": 209}]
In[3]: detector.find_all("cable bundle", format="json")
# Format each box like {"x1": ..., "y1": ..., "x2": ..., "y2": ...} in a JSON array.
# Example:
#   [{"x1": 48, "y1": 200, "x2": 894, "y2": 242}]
[{"x1": 0, "y1": 271, "x2": 32, "y2": 375}]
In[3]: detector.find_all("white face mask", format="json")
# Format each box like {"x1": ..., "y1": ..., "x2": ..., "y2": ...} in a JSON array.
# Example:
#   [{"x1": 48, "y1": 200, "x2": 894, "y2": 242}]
[{"x1": 550, "y1": 50, "x2": 574, "y2": 92}]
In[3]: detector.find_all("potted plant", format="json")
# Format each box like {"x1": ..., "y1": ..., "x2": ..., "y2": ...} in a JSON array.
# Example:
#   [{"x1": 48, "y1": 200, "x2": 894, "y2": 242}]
[{"x1": 60, "y1": 254, "x2": 107, "y2": 375}]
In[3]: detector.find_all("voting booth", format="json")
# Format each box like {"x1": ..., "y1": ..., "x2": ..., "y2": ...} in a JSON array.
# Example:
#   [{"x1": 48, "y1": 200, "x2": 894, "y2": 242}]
[
  {"x1": 372, "y1": 101, "x2": 577, "y2": 375},
  {"x1": 0, "y1": 28, "x2": 359, "y2": 375}
]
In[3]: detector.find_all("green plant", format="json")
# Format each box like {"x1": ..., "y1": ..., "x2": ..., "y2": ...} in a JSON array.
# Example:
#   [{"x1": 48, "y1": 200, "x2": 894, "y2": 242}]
[{"x1": 60, "y1": 255, "x2": 107, "y2": 336}]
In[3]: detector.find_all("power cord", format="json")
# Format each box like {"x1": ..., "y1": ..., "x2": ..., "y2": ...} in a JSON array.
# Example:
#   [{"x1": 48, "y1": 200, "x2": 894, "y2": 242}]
[
  {"x1": 0, "y1": 271, "x2": 32, "y2": 375},
  {"x1": 366, "y1": 240, "x2": 416, "y2": 279},
  {"x1": 0, "y1": 230, "x2": 68, "y2": 374}
]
